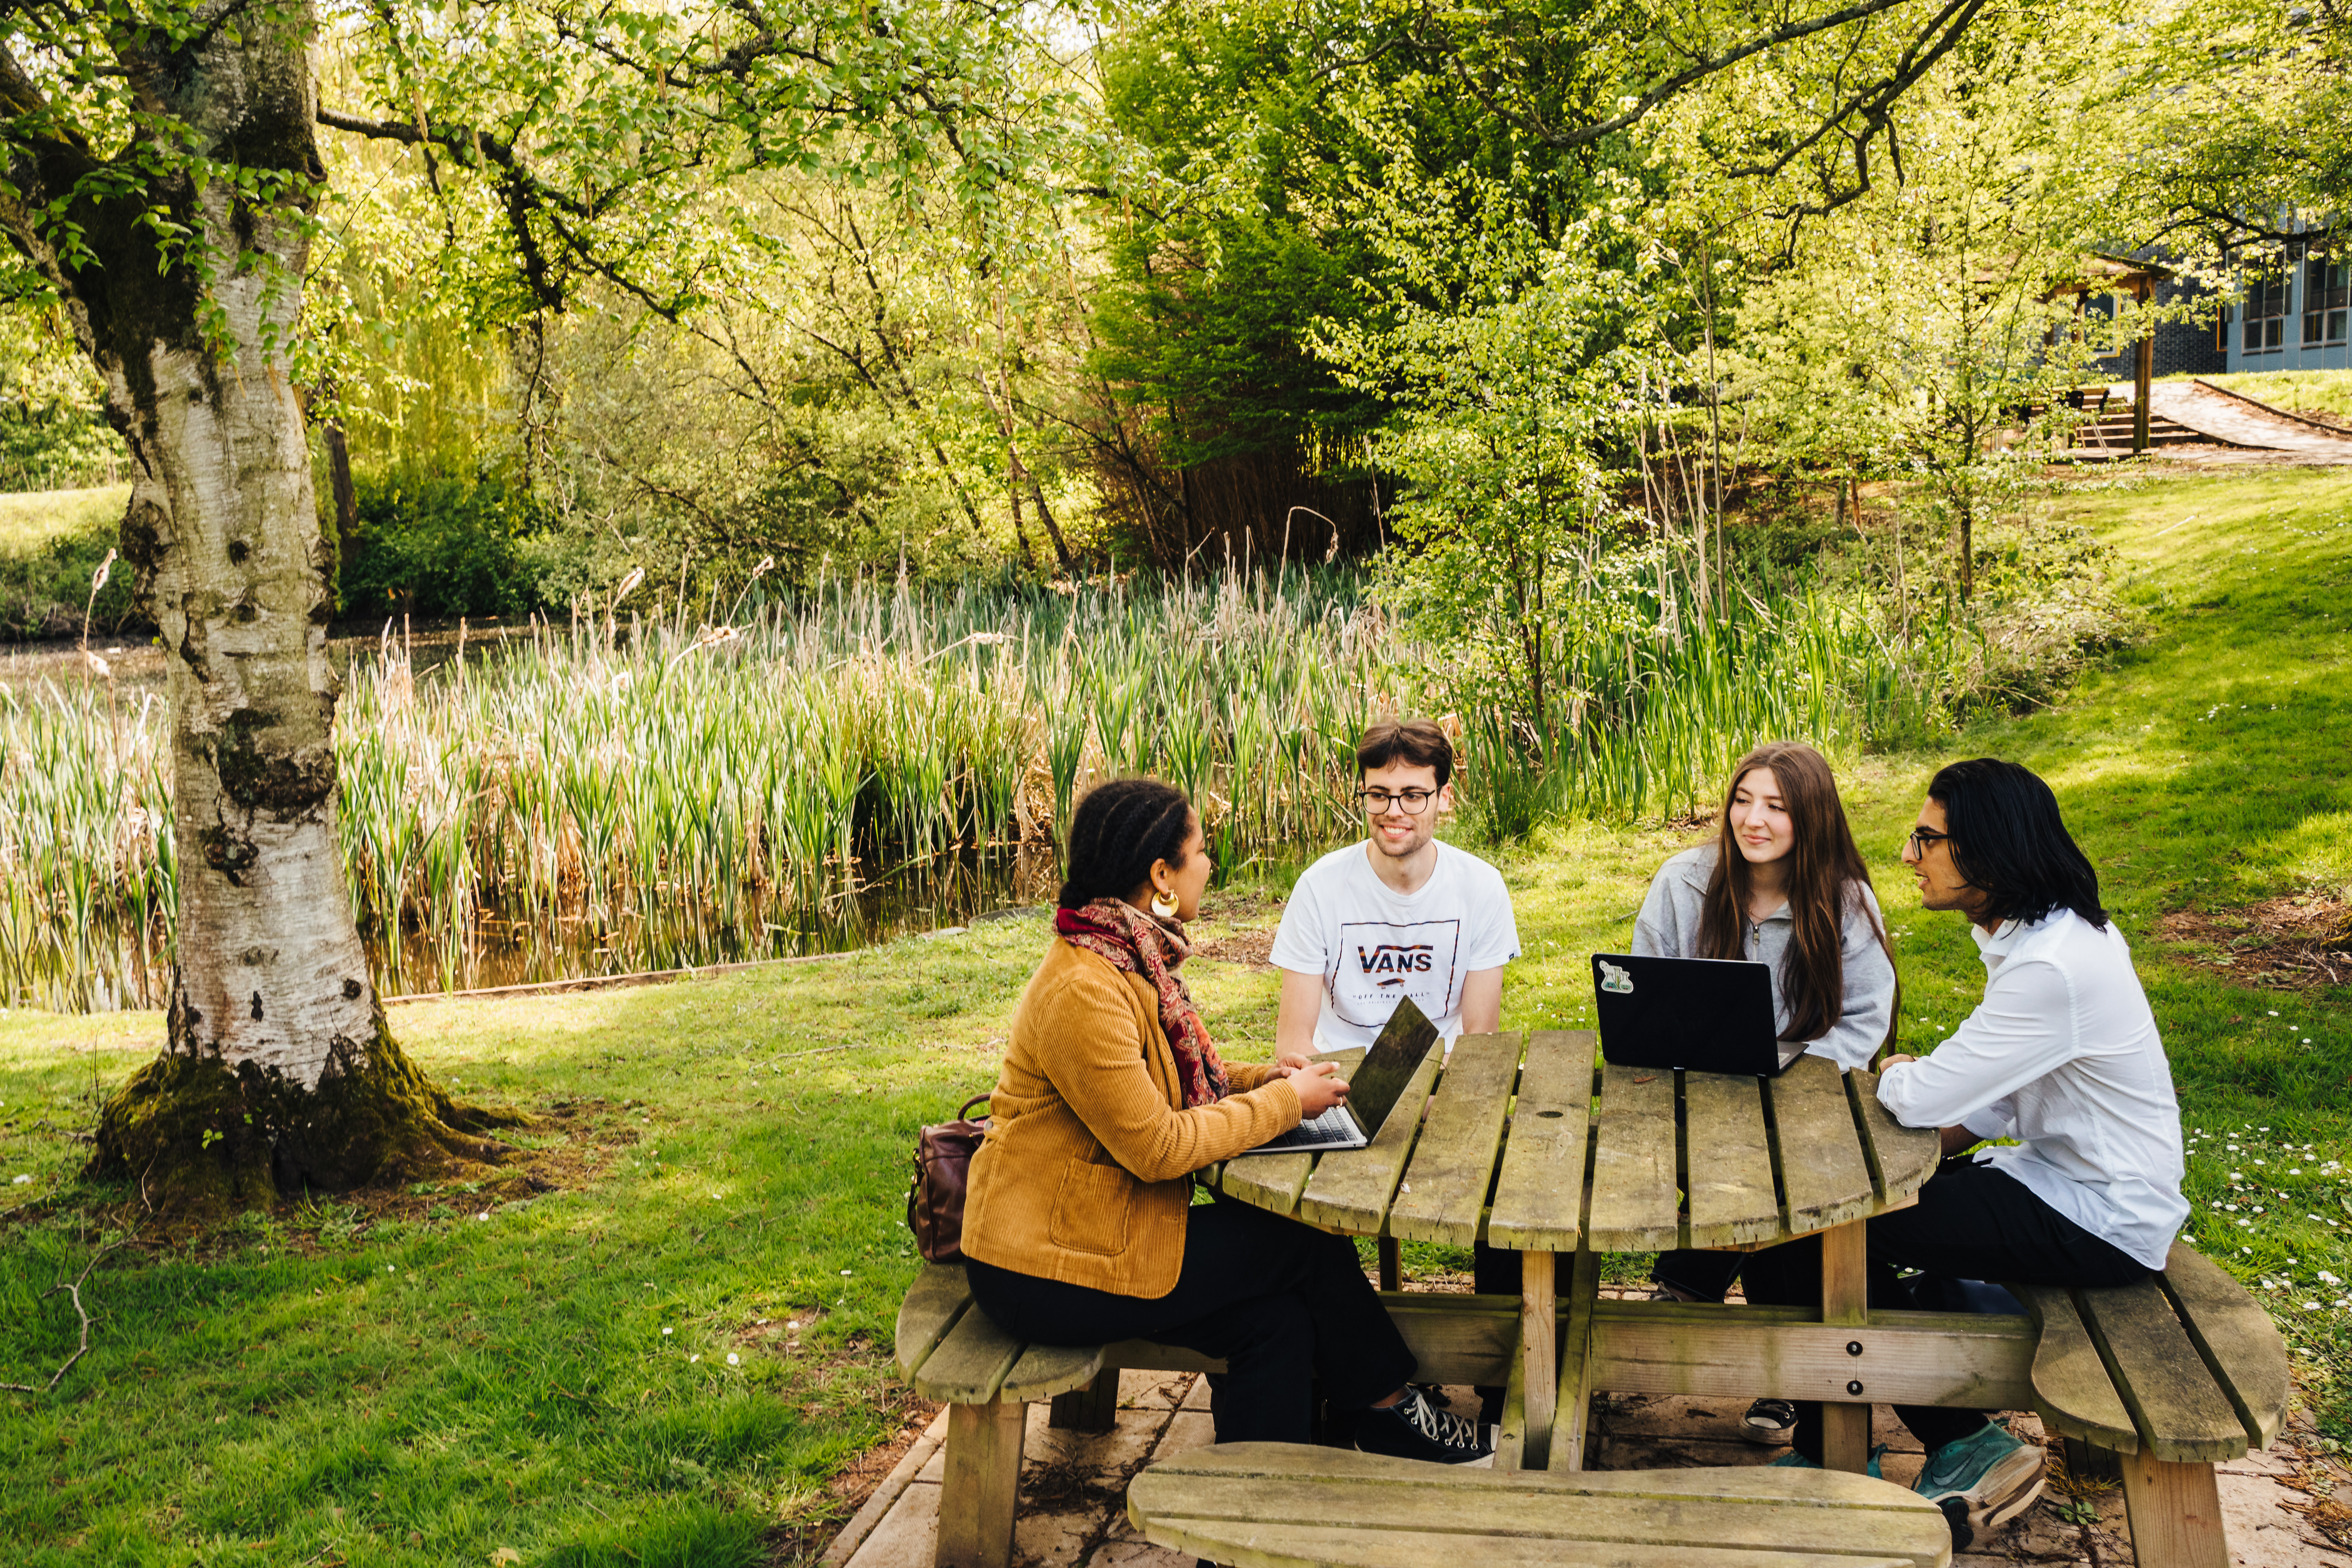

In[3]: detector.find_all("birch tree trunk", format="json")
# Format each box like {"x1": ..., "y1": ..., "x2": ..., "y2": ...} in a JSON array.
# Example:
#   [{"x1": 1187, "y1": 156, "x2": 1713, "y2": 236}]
[{"x1": 1, "y1": 2, "x2": 511, "y2": 1208}]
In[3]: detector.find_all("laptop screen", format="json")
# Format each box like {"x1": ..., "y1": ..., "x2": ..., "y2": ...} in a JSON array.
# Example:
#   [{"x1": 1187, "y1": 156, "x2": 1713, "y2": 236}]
[{"x1": 1340, "y1": 997, "x2": 1440, "y2": 1137}]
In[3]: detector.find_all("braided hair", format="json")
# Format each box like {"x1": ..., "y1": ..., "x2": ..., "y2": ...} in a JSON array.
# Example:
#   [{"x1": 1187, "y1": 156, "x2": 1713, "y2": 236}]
[{"x1": 1059, "y1": 778, "x2": 1195, "y2": 909}]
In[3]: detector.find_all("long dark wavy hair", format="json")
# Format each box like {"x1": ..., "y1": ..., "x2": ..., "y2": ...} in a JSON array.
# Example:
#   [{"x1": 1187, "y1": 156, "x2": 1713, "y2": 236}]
[
  {"x1": 1695, "y1": 741, "x2": 1890, "y2": 1042},
  {"x1": 1927, "y1": 758, "x2": 2107, "y2": 929}
]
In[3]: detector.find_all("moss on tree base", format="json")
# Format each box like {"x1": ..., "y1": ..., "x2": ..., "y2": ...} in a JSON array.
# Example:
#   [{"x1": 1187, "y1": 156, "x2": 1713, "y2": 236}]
[{"x1": 90, "y1": 1016, "x2": 528, "y2": 1213}]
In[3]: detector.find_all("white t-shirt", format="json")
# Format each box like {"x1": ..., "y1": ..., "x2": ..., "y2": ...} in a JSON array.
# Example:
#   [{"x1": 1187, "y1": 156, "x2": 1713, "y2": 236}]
[{"x1": 1270, "y1": 840, "x2": 1521, "y2": 1050}]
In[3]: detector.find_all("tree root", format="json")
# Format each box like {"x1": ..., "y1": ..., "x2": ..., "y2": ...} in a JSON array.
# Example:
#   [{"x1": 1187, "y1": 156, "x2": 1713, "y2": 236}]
[{"x1": 91, "y1": 1010, "x2": 539, "y2": 1215}]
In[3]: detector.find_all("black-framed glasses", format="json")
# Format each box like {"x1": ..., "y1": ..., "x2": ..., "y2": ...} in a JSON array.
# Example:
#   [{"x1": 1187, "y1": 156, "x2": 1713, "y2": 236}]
[
  {"x1": 1358, "y1": 787, "x2": 1436, "y2": 815},
  {"x1": 1904, "y1": 826, "x2": 1952, "y2": 855}
]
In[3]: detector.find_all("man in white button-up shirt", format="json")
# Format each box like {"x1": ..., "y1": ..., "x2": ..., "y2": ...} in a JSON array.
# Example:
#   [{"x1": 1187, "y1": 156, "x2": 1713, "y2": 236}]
[{"x1": 1742, "y1": 759, "x2": 2186, "y2": 1553}]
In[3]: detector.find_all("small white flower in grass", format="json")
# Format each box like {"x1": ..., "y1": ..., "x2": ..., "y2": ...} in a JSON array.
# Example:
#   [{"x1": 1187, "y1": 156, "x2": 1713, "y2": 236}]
[
  {"x1": 840, "y1": 1269, "x2": 852, "y2": 1276},
  {"x1": 711, "y1": 1192, "x2": 722, "y2": 1199},
  {"x1": 10, "y1": 1174, "x2": 30, "y2": 1185},
  {"x1": 726, "y1": 1353, "x2": 740, "y2": 1365},
  {"x1": 477, "y1": 1212, "x2": 490, "y2": 1222},
  {"x1": 691, "y1": 1354, "x2": 701, "y2": 1363},
  {"x1": 662, "y1": 1327, "x2": 673, "y2": 1336},
  {"x1": 2306, "y1": 1303, "x2": 2324, "y2": 1312},
  {"x1": 2322, "y1": 1271, "x2": 2342, "y2": 1285}
]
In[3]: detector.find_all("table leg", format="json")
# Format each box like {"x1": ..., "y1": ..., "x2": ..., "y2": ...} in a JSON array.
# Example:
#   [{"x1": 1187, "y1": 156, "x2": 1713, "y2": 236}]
[
  {"x1": 1377, "y1": 1236, "x2": 1401, "y2": 1292},
  {"x1": 1819, "y1": 1220, "x2": 1871, "y2": 1474},
  {"x1": 1520, "y1": 1249, "x2": 1558, "y2": 1469}
]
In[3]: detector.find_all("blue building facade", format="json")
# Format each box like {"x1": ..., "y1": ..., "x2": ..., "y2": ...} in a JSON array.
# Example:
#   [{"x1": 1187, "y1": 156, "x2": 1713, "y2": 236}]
[{"x1": 2222, "y1": 244, "x2": 2351, "y2": 371}]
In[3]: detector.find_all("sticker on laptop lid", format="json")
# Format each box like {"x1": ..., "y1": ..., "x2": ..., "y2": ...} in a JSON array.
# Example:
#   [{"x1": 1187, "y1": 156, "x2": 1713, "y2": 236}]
[{"x1": 1598, "y1": 960, "x2": 1635, "y2": 994}]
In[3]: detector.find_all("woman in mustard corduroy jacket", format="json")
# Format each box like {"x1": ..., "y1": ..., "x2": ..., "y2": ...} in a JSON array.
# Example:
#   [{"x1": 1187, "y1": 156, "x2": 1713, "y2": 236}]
[{"x1": 960, "y1": 777, "x2": 1491, "y2": 1463}]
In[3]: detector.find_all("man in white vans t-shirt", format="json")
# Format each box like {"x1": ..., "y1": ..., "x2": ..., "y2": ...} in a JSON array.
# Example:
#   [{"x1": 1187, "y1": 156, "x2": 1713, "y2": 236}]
[{"x1": 1271, "y1": 720, "x2": 1520, "y2": 1064}]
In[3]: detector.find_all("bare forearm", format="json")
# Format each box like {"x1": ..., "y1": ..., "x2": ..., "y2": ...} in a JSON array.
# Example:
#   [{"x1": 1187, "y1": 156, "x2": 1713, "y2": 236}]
[{"x1": 1939, "y1": 1125, "x2": 1978, "y2": 1157}]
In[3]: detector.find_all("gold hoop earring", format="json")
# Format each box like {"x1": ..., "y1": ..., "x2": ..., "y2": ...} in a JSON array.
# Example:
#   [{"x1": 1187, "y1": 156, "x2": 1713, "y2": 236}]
[{"x1": 1151, "y1": 889, "x2": 1180, "y2": 920}]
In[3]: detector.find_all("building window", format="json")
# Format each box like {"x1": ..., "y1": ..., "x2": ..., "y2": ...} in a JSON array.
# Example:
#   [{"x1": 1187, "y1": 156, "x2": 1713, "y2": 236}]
[
  {"x1": 2304, "y1": 256, "x2": 2349, "y2": 346},
  {"x1": 2244, "y1": 274, "x2": 2289, "y2": 352}
]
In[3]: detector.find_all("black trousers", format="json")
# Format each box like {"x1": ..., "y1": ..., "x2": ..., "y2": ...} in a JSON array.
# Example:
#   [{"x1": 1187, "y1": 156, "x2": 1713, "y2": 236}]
[
  {"x1": 1651, "y1": 1248, "x2": 1746, "y2": 1302},
  {"x1": 965, "y1": 1195, "x2": 1416, "y2": 1446},
  {"x1": 1738, "y1": 1157, "x2": 2151, "y2": 1462}
]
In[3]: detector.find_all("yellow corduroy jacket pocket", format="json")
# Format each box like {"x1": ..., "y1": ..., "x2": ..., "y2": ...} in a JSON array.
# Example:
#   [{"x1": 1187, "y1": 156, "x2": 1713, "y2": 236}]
[{"x1": 1047, "y1": 1158, "x2": 1134, "y2": 1256}]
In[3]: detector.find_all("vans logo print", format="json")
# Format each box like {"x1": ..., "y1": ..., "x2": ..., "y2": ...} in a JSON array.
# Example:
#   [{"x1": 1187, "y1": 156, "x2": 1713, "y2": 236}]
[
  {"x1": 1356, "y1": 942, "x2": 1437, "y2": 987},
  {"x1": 1330, "y1": 919, "x2": 1464, "y2": 1026}
]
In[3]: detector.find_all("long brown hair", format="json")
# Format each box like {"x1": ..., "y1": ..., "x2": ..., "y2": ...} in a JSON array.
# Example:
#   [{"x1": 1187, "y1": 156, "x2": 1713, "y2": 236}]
[{"x1": 1695, "y1": 742, "x2": 1889, "y2": 1042}]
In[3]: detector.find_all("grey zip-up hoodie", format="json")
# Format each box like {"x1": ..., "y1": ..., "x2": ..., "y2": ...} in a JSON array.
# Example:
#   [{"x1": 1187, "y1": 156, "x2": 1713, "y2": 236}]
[{"x1": 1630, "y1": 844, "x2": 1897, "y2": 1070}]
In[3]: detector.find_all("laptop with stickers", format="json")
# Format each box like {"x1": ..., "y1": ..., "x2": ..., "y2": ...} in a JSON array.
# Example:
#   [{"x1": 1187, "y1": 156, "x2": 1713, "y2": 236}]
[
  {"x1": 1589, "y1": 953, "x2": 1806, "y2": 1075},
  {"x1": 1232, "y1": 996, "x2": 1441, "y2": 1157}
]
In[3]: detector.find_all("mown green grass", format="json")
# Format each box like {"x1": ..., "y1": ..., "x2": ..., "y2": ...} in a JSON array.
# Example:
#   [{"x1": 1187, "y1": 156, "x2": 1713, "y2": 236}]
[
  {"x1": 0, "y1": 484, "x2": 128, "y2": 554},
  {"x1": 1, "y1": 461, "x2": 2349, "y2": 1564}
]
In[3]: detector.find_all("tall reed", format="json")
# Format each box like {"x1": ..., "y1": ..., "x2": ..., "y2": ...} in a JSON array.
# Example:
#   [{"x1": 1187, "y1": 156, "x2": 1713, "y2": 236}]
[{"x1": 0, "y1": 557, "x2": 1988, "y2": 1009}]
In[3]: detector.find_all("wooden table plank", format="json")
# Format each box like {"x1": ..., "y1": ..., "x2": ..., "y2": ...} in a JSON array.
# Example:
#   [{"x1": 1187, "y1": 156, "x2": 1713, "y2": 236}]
[
  {"x1": 1768, "y1": 1055, "x2": 1878, "y2": 1234},
  {"x1": 1486, "y1": 1031, "x2": 1596, "y2": 1253},
  {"x1": 1586, "y1": 1061, "x2": 1680, "y2": 1252},
  {"x1": 1390, "y1": 1032, "x2": 1522, "y2": 1246},
  {"x1": 1847, "y1": 1066, "x2": 1940, "y2": 1202},
  {"x1": 1218, "y1": 1047, "x2": 1365, "y2": 1218},
  {"x1": 2077, "y1": 1278, "x2": 2250, "y2": 1463},
  {"x1": 1683, "y1": 1073, "x2": 1780, "y2": 1248},
  {"x1": 2156, "y1": 1242, "x2": 2288, "y2": 1451},
  {"x1": 1296, "y1": 1048, "x2": 1443, "y2": 1236}
]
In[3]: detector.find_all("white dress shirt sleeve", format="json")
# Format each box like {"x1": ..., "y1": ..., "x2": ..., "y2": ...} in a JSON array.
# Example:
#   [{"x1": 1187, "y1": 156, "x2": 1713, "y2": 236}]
[{"x1": 1876, "y1": 956, "x2": 2078, "y2": 1130}]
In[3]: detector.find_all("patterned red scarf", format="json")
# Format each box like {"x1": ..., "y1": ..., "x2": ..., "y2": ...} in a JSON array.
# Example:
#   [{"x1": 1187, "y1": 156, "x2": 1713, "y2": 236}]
[{"x1": 1055, "y1": 898, "x2": 1231, "y2": 1109}]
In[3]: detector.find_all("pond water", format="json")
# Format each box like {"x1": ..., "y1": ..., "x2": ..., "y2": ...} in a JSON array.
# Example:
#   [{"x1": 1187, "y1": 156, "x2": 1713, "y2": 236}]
[{"x1": 21, "y1": 837, "x2": 1327, "y2": 1012}]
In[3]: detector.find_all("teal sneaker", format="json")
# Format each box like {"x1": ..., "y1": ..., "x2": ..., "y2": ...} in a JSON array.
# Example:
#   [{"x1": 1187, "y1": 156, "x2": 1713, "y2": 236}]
[
  {"x1": 1913, "y1": 1421, "x2": 2046, "y2": 1550},
  {"x1": 1769, "y1": 1444, "x2": 1885, "y2": 1479}
]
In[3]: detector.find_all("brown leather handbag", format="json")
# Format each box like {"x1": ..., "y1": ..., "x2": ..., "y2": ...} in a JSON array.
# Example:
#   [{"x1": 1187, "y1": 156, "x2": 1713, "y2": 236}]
[{"x1": 907, "y1": 1093, "x2": 992, "y2": 1263}]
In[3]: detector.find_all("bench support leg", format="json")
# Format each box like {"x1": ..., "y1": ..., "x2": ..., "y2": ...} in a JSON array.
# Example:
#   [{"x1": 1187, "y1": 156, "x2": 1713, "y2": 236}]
[
  {"x1": 1048, "y1": 1370, "x2": 1118, "y2": 1433},
  {"x1": 2118, "y1": 1452, "x2": 2228, "y2": 1568},
  {"x1": 1378, "y1": 1236, "x2": 1401, "y2": 1291},
  {"x1": 1549, "y1": 1239, "x2": 1601, "y2": 1476},
  {"x1": 1518, "y1": 1248, "x2": 1558, "y2": 1469},
  {"x1": 1819, "y1": 1219, "x2": 1872, "y2": 1475},
  {"x1": 936, "y1": 1397, "x2": 1024, "y2": 1568}
]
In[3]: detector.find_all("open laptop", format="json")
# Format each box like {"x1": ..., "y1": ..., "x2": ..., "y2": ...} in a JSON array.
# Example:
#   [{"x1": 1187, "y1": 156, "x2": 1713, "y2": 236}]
[
  {"x1": 1589, "y1": 953, "x2": 1806, "y2": 1075},
  {"x1": 1231, "y1": 996, "x2": 1441, "y2": 1157}
]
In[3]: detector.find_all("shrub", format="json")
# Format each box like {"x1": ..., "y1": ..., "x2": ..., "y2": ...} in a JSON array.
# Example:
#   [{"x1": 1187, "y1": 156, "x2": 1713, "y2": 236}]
[
  {"x1": 0, "y1": 486, "x2": 140, "y2": 640},
  {"x1": 340, "y1": 469, "x2": 549, "y2": 622}
]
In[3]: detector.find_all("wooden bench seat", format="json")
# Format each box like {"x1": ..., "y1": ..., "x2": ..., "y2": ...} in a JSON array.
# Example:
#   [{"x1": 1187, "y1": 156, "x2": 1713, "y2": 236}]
[
  {"x1": 894, "y1": 1262, "x2": 1524, "y2": 1568},
  {"x1": 2008, "y1": 1242, "x2": 2288, "y2": 1568},
  {"x1": 1128, "y1": 1443, "x2": 1954, "y2": 1568}
]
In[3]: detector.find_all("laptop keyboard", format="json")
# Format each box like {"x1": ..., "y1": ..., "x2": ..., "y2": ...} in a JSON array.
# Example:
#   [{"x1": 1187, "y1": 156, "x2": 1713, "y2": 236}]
[{"x1": 1256, "y1": 1105, "x2": 1359, "y2": 1151}]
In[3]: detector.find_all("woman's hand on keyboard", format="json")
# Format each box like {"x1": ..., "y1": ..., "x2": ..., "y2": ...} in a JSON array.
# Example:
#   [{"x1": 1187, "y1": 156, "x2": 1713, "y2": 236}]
[{"x1": 1275, "y1": 1061, "x2": 1349, "y2": 1116}]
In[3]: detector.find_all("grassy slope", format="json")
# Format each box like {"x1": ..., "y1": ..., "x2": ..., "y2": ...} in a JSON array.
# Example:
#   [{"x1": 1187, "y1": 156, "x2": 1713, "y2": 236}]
[
  {"x1": 0, "y1": 485, "x2": 128, "y2": 553},
  {"x1": 2178, "y1": 367, "x2": 2352, "y2": 424},
  {"x1": 1, "y1": 465, "x2": 2349, "y2": 1564}
]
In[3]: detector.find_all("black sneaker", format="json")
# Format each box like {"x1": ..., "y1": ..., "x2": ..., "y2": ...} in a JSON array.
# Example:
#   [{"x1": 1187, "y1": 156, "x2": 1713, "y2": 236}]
[
  {"x1": 1354, "y1": 1386, "x2": 1495, "y2": 1466},
  {"x1": 1741, "y1": 1397, "x2": 1798, "y2": 1445}
]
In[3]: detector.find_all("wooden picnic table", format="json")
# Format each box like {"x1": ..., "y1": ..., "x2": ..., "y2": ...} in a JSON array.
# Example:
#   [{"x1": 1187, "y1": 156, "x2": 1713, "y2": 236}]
[{"x1": 1211, "y1": 1028, "x2": 1944, "y2": 1474}]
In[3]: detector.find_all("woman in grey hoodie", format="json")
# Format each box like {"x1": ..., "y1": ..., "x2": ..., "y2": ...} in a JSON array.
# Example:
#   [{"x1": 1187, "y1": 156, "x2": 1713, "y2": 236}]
[{"x1": 1641, "y1": 740, "x2": 1897, "y2": 1442}]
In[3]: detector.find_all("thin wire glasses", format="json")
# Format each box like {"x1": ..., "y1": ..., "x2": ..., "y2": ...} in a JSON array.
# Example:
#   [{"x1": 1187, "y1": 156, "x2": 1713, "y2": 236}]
[{"x1": 1358, "y1": 788, "x2": 1436, "y2": 815}]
